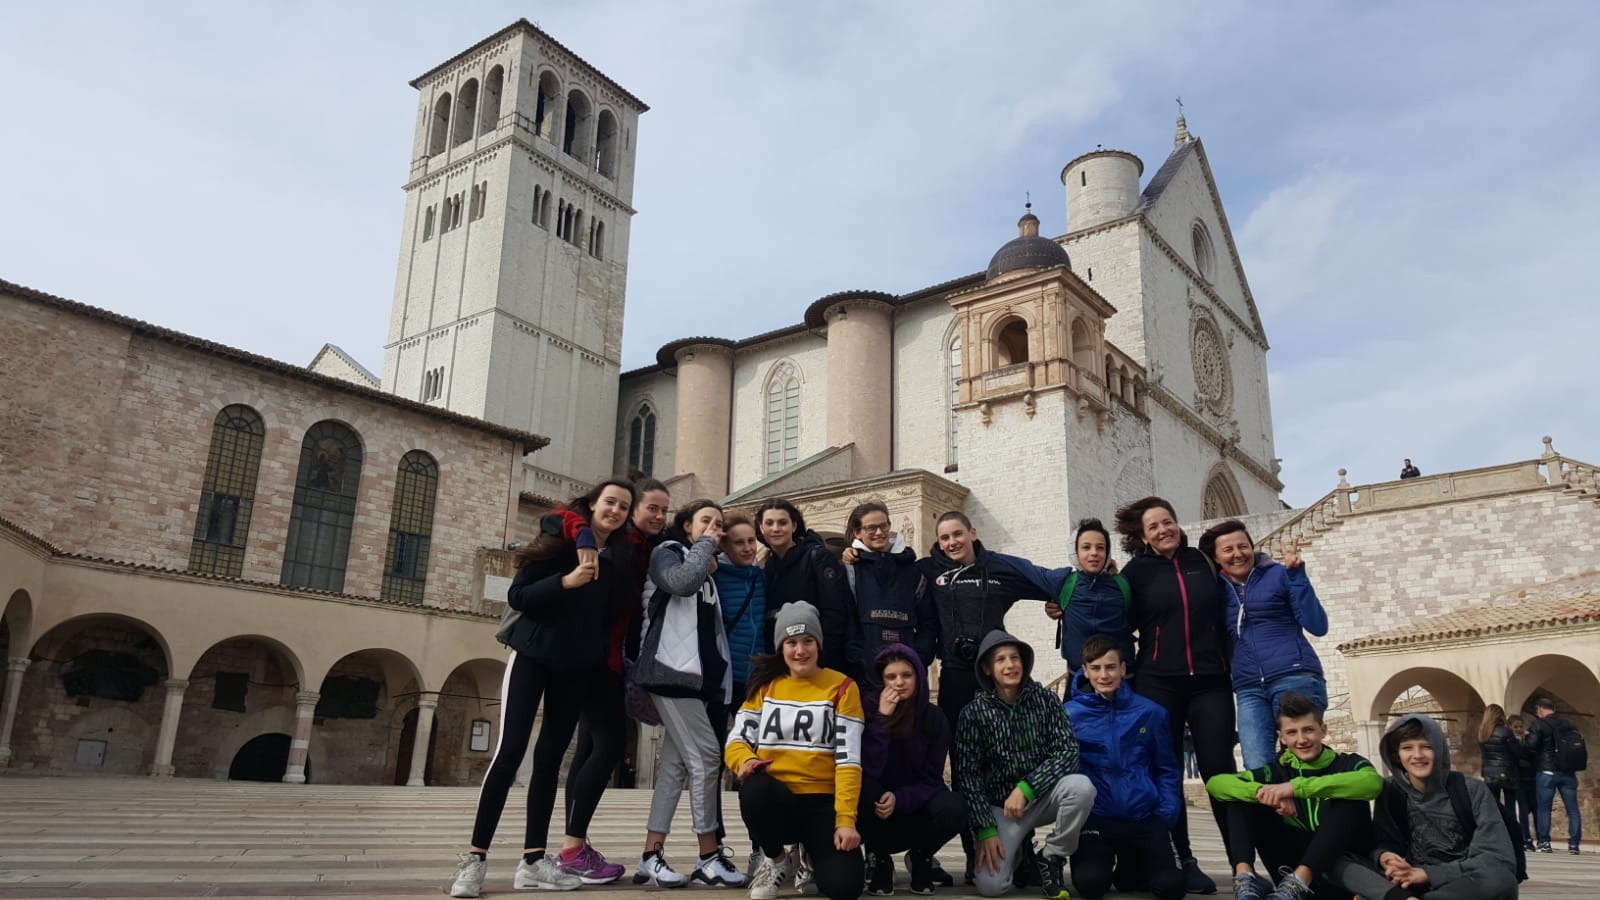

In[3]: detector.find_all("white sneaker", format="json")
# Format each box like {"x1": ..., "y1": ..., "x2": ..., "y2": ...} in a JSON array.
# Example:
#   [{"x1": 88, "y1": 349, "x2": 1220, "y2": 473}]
[
  {"x1": 449, "y1": 853, "x2": 487, "y2": 898},
  {"x1": 792, "y1": 846, "x2": 816, "y2": 895},
  {"x1": 634, "y1": 850, "x2": 689, "y2": 888},
  {"x1": 515, "y1": 856, "x2": 582, "y2": 891},
  {"x1": 693, "y1": 847, "x2": 748, "y2": 887},
  {"x1": 746, "y1": 848, "x2": 764, "y2": 882},
  {"x1": 749, "y1": 853, "x2": 792, "y2": 900}
]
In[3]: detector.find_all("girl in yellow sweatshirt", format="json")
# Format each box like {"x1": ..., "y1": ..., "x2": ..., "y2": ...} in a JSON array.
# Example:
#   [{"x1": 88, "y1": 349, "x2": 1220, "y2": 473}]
[{"x1": 726, "y1": 601, "x2": 866, "y2": 900}]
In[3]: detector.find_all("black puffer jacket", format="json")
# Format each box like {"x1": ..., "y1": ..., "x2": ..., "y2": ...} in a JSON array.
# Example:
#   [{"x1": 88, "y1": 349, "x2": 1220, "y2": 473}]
[
  {"x1": 503, "y1": 540, "x2": 624, "y2": 673},
  {"x1": 1479, "y1": 724, "x2": 1517, "y2": 785},
  {"x1": 762, "y1": 530, "x2": 861, "y2": 679},
  {"x1": 1121, "y1": 539, "x2": 1227, "y2": 678}
]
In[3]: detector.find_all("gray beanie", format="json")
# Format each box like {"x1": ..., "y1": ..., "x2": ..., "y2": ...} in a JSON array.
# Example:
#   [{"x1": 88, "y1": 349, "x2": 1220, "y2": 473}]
[{"x1": 772, "y1": 601, "x2": 823, "y2": 651}]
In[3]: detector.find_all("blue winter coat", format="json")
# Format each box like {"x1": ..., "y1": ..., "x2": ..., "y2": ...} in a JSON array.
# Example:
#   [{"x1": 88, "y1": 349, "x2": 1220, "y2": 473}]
[
  {"x1": 1064, "y1": 674, "x2": 1182, "y2": 826},
  {"x1": 712, "y1": 555, "x2": 766, "y2": 686},
  {"x1": 1220, "y1": 555, "x2": 1328, "y2": 692}
]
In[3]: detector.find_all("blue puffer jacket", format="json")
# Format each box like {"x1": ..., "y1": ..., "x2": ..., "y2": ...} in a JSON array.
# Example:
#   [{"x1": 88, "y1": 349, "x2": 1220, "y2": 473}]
[
  {"x1": 712, "y1": 556, "x2": 766, "y2": 686},
  {"x1": 1221, "y1": 555, "x2": 1328, "y2": 691},
  {"x1": 1064, "y1": 673, "x2": 1181, "y2": 826}
]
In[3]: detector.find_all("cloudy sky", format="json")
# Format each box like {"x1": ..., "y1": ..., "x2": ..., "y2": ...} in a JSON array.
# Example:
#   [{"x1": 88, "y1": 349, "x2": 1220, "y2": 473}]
[{"x1": 3, "y1": 2, "x2": 1596, "y2": 505}]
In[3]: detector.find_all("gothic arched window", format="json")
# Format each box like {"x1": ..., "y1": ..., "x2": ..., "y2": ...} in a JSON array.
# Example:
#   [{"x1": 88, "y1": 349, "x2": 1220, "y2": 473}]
[
  {"x1": 628, "y1": 404, "x2": 657, "y2": 476},
  {"x1": 947, "y1": 334, "x2": 962, "y2": 468},
  {"x1": 281, "y1": 421, "x2": 364, "y2": 593},
  {"x1": 765, "y1": 363, "x2": 802, "y2": 475},
  {"x1": 1201, "y1": 468, "x2": 1246, "y2": 519},
  {"x1": 382, "y1": 450, "x2": 439, "y2": 605},
  {"x1": 189, "y1": 405, "x2": 265, "y2": 577}
]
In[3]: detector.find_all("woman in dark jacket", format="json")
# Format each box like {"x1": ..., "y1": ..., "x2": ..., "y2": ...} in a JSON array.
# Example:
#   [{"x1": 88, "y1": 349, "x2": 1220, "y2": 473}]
[
  {"x1": 858, "y1": 644, "x2": 965, "y2": 896},
  {"x1": 1478, "y1": 704, "x2": 1521, "y2": 828},
  {"x1": 1114, "y1": 496, "x2": 1231, "y2": 894},
  {"x1": 449, "y1": 480, "x2": 637, "y2": 898},
  {"x1": 757, "y1": 498, "x2": 862, "y2": 680}
]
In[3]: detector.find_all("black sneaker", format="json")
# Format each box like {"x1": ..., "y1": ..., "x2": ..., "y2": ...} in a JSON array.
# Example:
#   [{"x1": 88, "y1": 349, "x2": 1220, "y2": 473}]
[
  {"x1": 1013, "y1": 842, "x2": 1037, "y2": 889},
  {"x1": 1537, "y1": 843, "x2": 1554, "y2": 853},
  {"x1": 1571, "y1": 847, "x2": 1582, "y2": 856},
  {"x1": 1181, "y1": 857, "x2": 1218, "y2": 895},
  {"x1": 867, "y1": 851, "x2": 895, "y2": 896},
  {"x1": 908, "y1": 854, "x2": 936, "y2": 896},
  {"x1": 1031, "y1": 851, "x2": 1069, "y2": 900},
  {"x1": 906, "y1": 854, "x2": 953, "y2": 889}
]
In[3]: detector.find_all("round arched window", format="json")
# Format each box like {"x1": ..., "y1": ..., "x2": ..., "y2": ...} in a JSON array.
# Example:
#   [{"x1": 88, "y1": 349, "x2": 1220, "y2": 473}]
[{"x1": 1192, "y1": 222, "x2": 1216, "y2": 283}]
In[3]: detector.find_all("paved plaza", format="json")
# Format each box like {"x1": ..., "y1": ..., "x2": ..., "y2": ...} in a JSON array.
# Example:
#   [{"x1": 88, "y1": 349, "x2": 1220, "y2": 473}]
[{"x1": 0, "y1": 777, "x2": 1591, "y2": 899}]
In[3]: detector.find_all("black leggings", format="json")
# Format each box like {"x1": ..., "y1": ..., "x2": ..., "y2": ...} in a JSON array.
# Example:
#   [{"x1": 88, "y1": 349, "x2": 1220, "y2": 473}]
[
  {"x1": 1223, "y1": 798, "x2": 1370, "y2": 891},
  {"x1": 856, "y1": 777, "x2": 965, "y2": 857},
  {"x1": 936, "y1": 665, "x2": 980, "y2": 869},
  {"x1": 1070, "y1": 817, "x2": 1185, "y2": 900},
  {"x1": 562, "y1": 667, "x2": 627, "y2": 839},
  {"x1": 471, "y1": 653, "x2": 616, "y2": 850},
  {"x1": 1134, "y1": 671, "x2": 1236, "y2": 859},
  {"x1": 740, "y1": 771, "x2": 864, "y2": 900}
]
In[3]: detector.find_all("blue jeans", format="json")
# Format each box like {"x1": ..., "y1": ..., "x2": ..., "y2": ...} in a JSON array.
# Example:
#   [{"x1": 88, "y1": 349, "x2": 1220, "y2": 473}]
[
  {"x1": 1234, "y1": 671, "x2": 1327, "y2": 771},
  {"x1": 1535, "y1": 770, "x2": 1582, "y2": 848}
]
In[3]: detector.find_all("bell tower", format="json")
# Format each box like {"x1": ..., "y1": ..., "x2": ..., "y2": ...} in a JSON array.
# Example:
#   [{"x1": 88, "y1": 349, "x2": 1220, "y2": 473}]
[{"x1": 382, "y1": 20, "x2": 647, "y2": 493}]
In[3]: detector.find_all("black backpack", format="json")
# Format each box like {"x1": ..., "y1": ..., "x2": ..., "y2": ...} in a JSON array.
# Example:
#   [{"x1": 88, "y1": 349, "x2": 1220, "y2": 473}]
[
  {"x1": 1552, "y1": 719, "x2": 1588, "y2": 773},
  {"x1": 1382, "y1": 772, "x2": 1527, "y2": 883}
]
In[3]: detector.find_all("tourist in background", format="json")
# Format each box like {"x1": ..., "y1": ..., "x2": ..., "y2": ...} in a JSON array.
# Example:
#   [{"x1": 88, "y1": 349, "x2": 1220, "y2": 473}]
[
  {"x1": 858, "y1": 644, "x2": 964, "y2": 896},
  {"x1": 450, "y1": 480, "x2": 638, "y2": 898},
  {"x1": 757, "y1": 499, "x2": 862, "y2": 680},
  {"x1": 840, "y1": 502, "x2": 937, "y2": 675},
  {"x1": 1115, "y1": 496, "x2": 1232, "y2": 894},
  {"x1": 1197, "y1": 521, "x2": 1329, "y2": 772},
  {"x1": 1507, "y1": 714, "x2": 1538, "y2": 850},
  {"x1": 1399, "y1": 459, "x2": 1422, "y2": 479},
  {"x1": 1478, "y1": 704, "x2": 1522, "y2": 840},
  {"x1": 727, "y1": 602, "x2": 866, "y2": 900},
  {"x1": 1525, "y1": 697, "x2": 1586, "y2": 854},
  {"x1": 631, "y1": 500, "x2": 745, "y2": 888}
]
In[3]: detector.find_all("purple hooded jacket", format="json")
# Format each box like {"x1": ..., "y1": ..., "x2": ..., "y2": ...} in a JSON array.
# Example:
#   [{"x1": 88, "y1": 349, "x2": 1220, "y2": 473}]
[{"x1": 861, "y1": 643, "x2": 951, "y2": 815}]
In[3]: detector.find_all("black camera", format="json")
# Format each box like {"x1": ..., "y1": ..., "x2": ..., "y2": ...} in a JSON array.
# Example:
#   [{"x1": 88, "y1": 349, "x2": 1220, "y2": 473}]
[{"x1": 952, "y1": 636, "x2": 979, "y2": 664}]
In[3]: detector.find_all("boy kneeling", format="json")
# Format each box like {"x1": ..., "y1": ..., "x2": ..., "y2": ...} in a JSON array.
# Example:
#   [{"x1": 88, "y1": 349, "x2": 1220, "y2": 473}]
[
  {"x1": 955, "y1": 630, "x2": 1096, "y2": 899},
  {"x1": 1062, "y1": 634, "x2": 1185, "y2": 900},
  {"x1": 1205, "y1": 691, "x2": 1382, "y2": 899},
  {"x1": 1336, "y1": 714, "x2": 1520, "y2": 900}
]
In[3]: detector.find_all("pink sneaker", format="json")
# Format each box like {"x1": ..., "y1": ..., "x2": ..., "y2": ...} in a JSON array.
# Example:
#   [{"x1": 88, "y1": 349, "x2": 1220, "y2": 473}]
[{"x1": 558, "y1": 843, "x2": 625, "y2": 885}]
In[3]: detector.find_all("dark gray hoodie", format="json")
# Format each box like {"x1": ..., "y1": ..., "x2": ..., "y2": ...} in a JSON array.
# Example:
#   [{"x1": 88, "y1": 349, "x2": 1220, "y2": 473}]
[{"x1": 1373, "y1": 714, "x2": 1518, "y2": 890}]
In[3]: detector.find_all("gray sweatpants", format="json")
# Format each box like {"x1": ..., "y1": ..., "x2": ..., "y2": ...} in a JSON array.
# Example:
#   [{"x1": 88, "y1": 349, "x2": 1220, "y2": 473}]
[
  {"x1": 974, "y1": 773, "x2": 1097, "y2": 898},
  {"x1": 1331, "y1": 853, "x2": 1521, "y2": 900},
  {"x1": 648, "y1": 694, "x2": 723, "y2": 836}
]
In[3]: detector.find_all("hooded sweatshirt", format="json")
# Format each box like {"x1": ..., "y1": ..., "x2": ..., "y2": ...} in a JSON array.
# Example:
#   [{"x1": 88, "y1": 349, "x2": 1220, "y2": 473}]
[
  {"x1": 847, "y1": 534, "x2": 937, "y2": 671},
  {"x1": 712, "y1": 553, "x2": 766, "y2": 686},
  {"x1": 763, "y1": 530, "x2": 861, "y2": 679},
  {"x1": 1220, "y1": 554, "x2": 1327, "y2": 691},
  {"x1": 860, "y1": 643, "x2": 951, "y2": 816},
  {"x1": 1065, "y1": 672, "x2": 1181, "y2": 826},
  {"x1": 953, "y1": 630, "x2": 1082, "y2": 840},
  {"x1": 916, "y1": 541, "x2": 1054, "y2": 665},
  {"x1": 1371, "y1": 715, "x2": 1517, "y2": 887},
  {"x1": 639, "y1": 536, "x2": 731, "y2": 703},
  {"x1": 1121, "y1": 537, "x2": 1227, "y2": 678}
]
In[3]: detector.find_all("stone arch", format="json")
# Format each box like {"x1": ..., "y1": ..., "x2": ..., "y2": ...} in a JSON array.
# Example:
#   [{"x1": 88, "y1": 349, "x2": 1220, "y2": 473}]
[
  {"x1": 312, "y1": 648, "x2": 425, "y2": 785},
  {"x1": 453, "y1": 78, "x2": 479, "y2": 146},
  {"x1": 1370, "y1": 666, "x2": 1486, "y2": 772},
  {"x1": 432, "y1": 657, "x2": 506, "y2": 786},
  {"x1": 563, "y1": 88, "x2": 592, "y2": 160},
  {"x1": 428, "y1": 92, "x2": 451, "y2": 155},
  {"x1": 1504, "y1": 653, "x2": 1600, "y2": 718},
  {"x1": 992, "y1": 315, "x2": 1030, "y2": 368},
  {"x1": 173, "y1": 635, "x2": 305, "y2": 778},
  {"x1": 1069, "y1": 317, "x2": 1095, "y2": 371},
  {"x1": 534, "y1": 69, "x2": 562, "y2": 140},
  {"x1": 30, "y1": 612, "x2": 173, "y2": 681},
  {"x1": 478, "y1": 65, "x2": 504, "y2": 136},
  {"x1": 1201, "y1": 463, "x2": 1247, "y2": 519},
  {"x1": 208, "y1": 703, "x2": 329, "y2": 782},
  {"x1": 595, "y1": 108, "x2": 620, "y2": 177},
  {"x1": 3, "y1": 588, "x2": 34, "y2": 658}
]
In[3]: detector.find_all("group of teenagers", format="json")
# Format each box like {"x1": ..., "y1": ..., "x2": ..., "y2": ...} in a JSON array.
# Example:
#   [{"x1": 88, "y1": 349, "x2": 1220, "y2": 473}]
[{"x1": 448, "y1": 479, "x2": 1531, "y2": 900}]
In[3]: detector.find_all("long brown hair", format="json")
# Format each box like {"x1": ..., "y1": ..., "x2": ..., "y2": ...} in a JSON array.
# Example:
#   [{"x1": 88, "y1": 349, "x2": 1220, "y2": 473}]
[
  {"x1": 514, "y1": 479, "x2": 638, "y2": 568},
  {"x1": 745, "y1": 652, "x2": 790, "y2": 701},
  {"x1": 876, "y1": 649, "x2": 918, "y2": 739},
  {"x1": 1478, "y1": 703, "x2": 1507, "y2": 743},
  {"x1": 1114, "y1": 496, "x2": 1178, "y2": 556}
]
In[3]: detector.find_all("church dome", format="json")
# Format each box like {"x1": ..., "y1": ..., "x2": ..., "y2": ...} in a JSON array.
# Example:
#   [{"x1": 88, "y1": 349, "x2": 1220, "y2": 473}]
[{"x1": 986, "y1": 208, "x2": 1071, "y2": 280}]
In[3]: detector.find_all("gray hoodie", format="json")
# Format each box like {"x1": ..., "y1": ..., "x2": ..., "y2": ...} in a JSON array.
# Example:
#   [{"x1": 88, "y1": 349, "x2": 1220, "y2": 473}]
[{"x1": 1373, "y1": 714, "x2": 1518, "y2": 889}]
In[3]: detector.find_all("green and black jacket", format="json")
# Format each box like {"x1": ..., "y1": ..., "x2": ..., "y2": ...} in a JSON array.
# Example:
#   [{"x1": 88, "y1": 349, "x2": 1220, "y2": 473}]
[{"x1": 1205, "y1": 746, "x2": 1382, "y2": 832}]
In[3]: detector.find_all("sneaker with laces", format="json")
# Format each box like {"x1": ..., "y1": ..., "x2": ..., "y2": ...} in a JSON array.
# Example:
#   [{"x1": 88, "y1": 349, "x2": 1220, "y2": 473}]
[
  {"x1": 1231, "y1": 870, "x2": 1272, "y2": 900},
  {"x1": 515, "y1": 856, "x2": 583, "y2": 891},
  {"x1": 1265, "y1": 869, "x2": 1311, "y2": 900},
  {"x1": 693, "y1": 846, "x2": 748, "y2": 887},
  {"x1": 449, "y1": 854, "x2": 488, "y2": 898},
  {"x1": 793, "y1": 846, "x2": 816, "y2": 894},
  {"x1": 635, "y1": 849, "x2": 689, "y2": 888},
  {"x1": 1031, "y1": 850, "x2": 1069, "y2": 900},
  {"x1": 749, "y1": 854, "x2": 793, "y2": 900},
  {"x1": 747, "y1": 848, "x2": 764, "y2": 882},
  {"x1": 1537, "y1": 843, "x2": 1554, "y2": 853},
  {"x1": 866, "y1": 850, "x2": 895, "y2": 895},
  {"x1": 1181, "y1": 857, "x2": 1219, "y2": 895},
  {"x1": 557, "y1": 843, "x2": 625, "y2": 885},
  {"x1": 908, "y1": 852, "x2": 936, "y2": 895}
]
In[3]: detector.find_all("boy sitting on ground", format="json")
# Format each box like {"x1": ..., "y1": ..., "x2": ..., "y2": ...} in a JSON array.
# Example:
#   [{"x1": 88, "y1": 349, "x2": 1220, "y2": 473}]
[
  {"x1": 1205, "y1": 691, "x2": 1383, "y2": 900},
  {"x1": 1062, "y1": 634, "x2": 1185, "y2": 900},
  {"x1": 1336, "y1": 714, "x2": 1520, "y2": 900}
]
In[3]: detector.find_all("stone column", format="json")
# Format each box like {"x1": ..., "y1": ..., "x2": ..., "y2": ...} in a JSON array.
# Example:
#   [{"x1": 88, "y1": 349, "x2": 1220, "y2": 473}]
[
  {"x1": 283, "y1": 690, "x2": 320, "y2": 784},
  {"x1": 668, "y1": 341, "x2": 735, "y2": 497},
  {"x1": 148, "y1": 678, "x2": 188, "y2": 777},
  {"x1": 0, "y1": 657, "x2": 31, "y2": 767},
  {"x1": 823, "y1": 297, "x2": 895, "y2": 475},
  {"x1": 405, "y1": 695, "x2": 439, "y2": 787}
]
